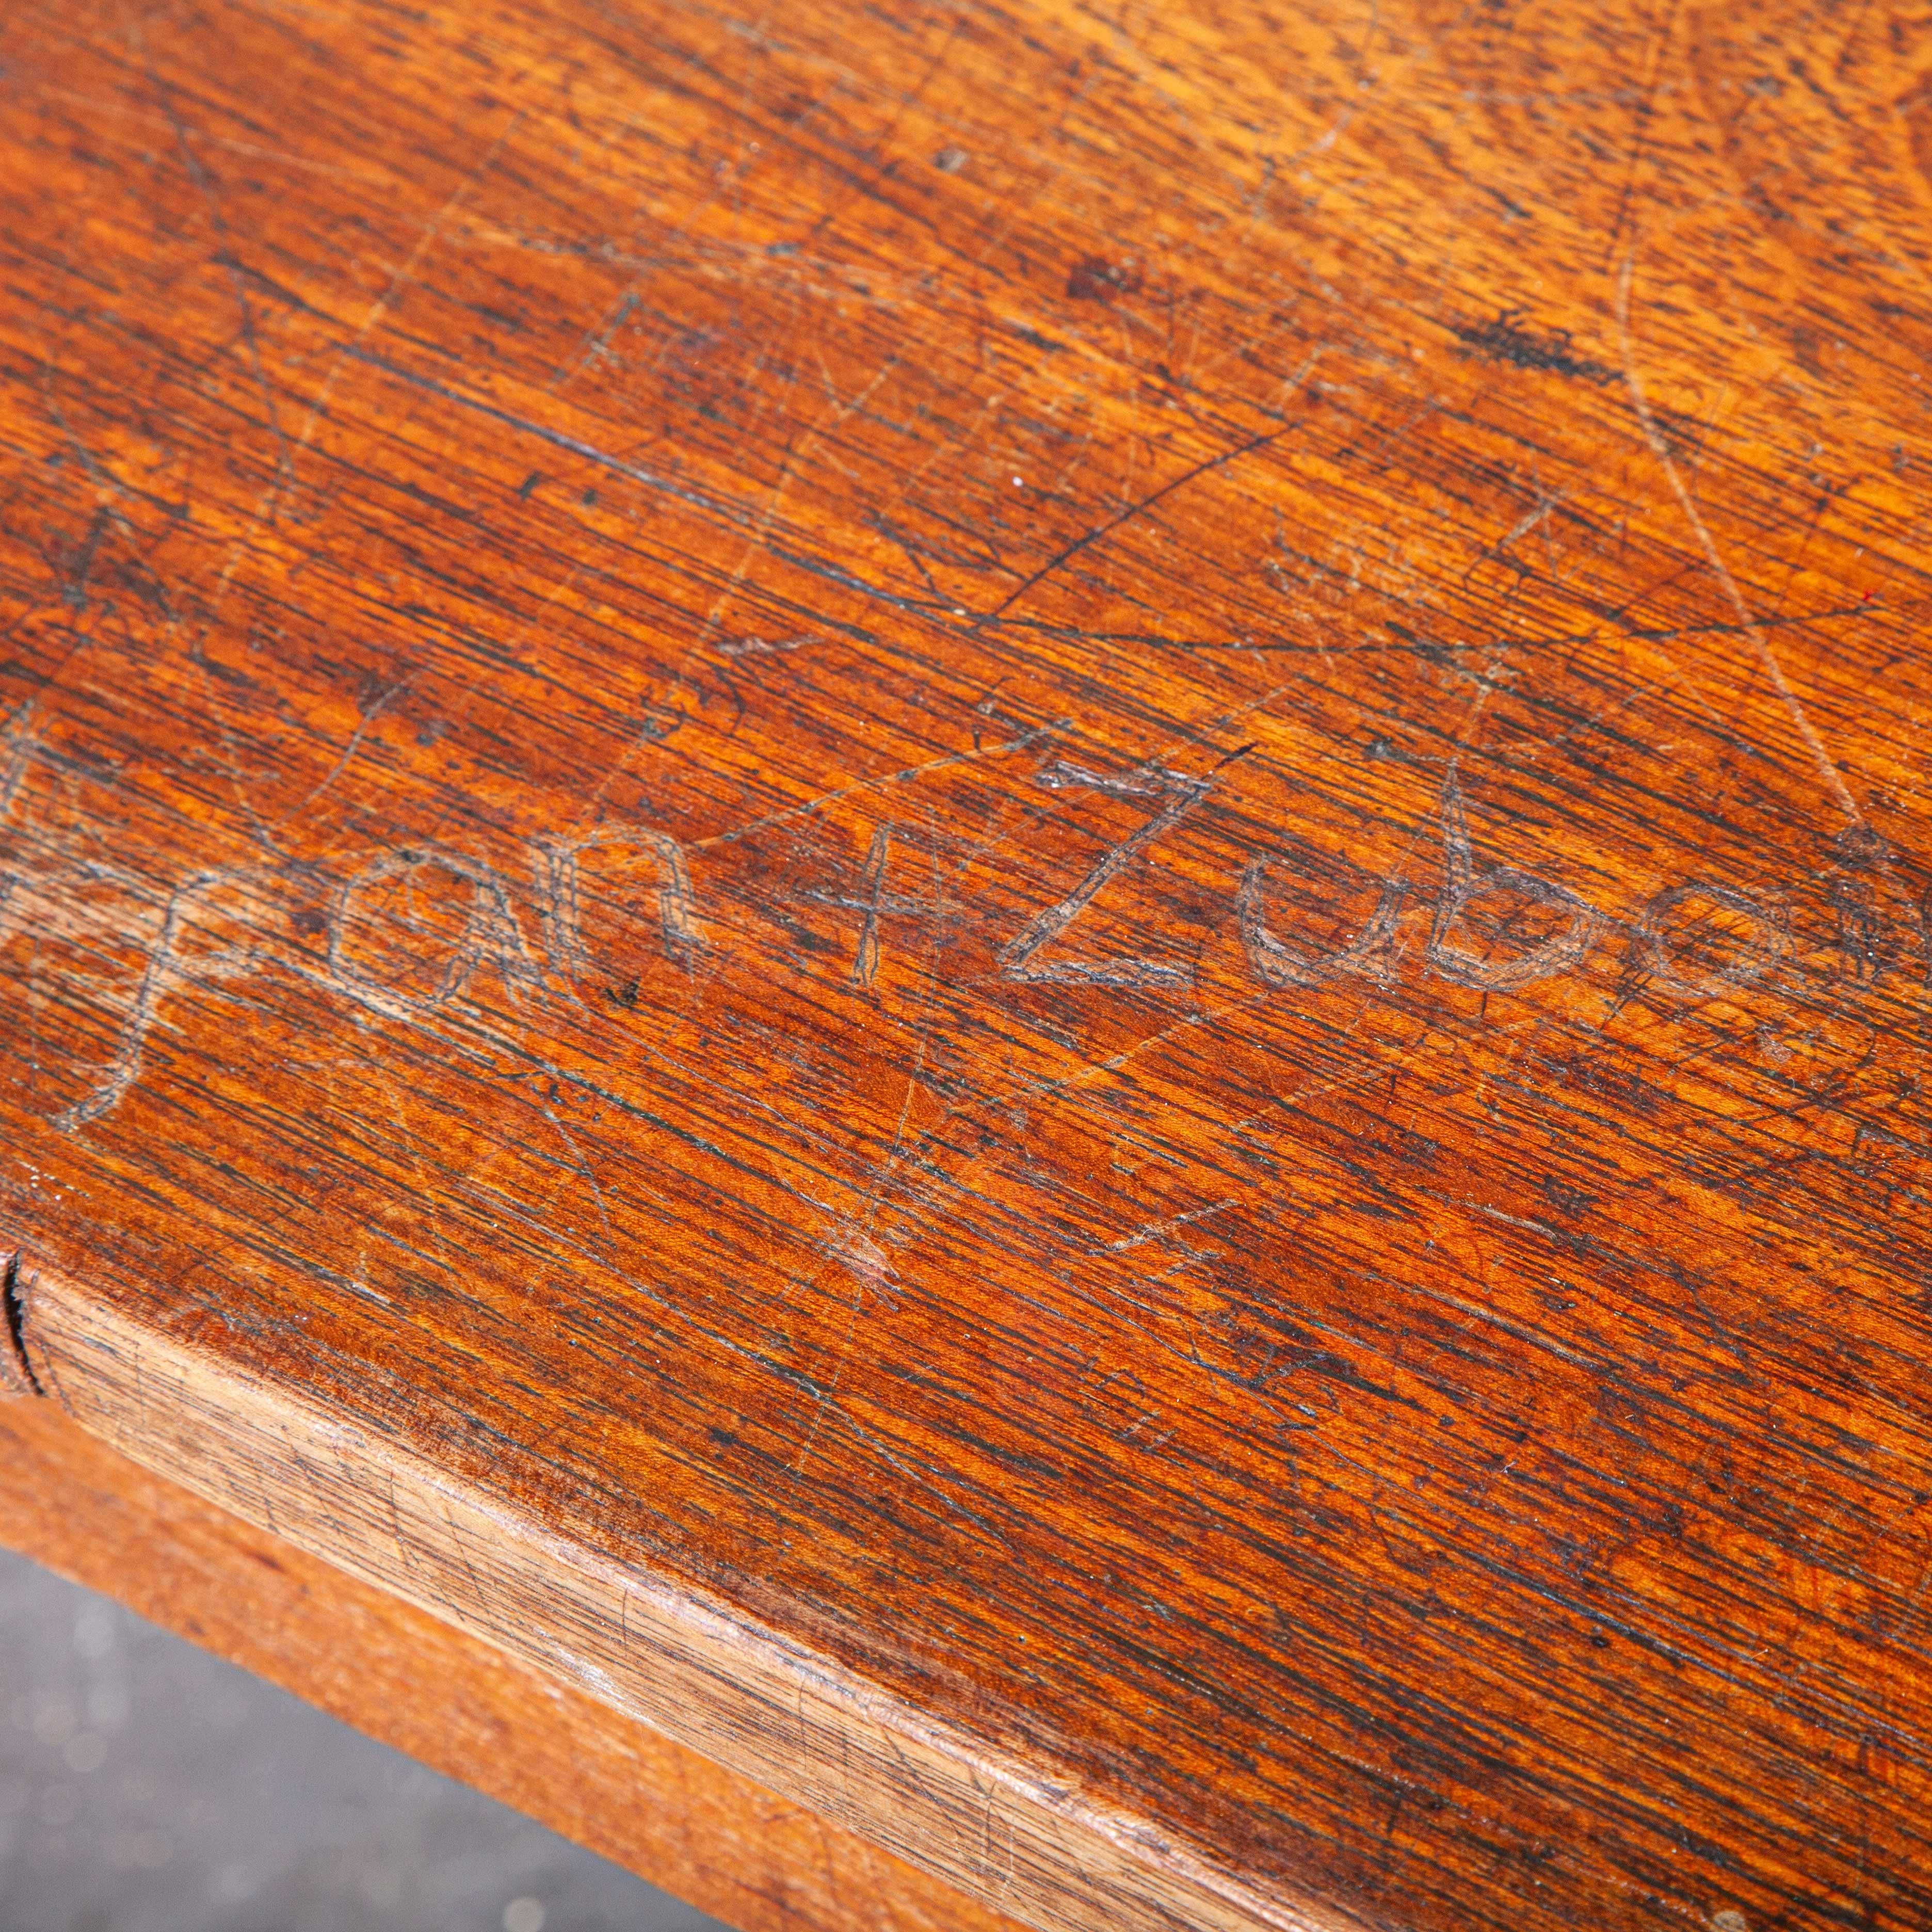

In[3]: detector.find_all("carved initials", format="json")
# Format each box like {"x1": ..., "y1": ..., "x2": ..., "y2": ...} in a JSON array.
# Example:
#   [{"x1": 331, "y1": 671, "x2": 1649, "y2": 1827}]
[
  {"x1": 332, "y1": 846, "x2": 541, "y2": 1010},
  {"x1": 1237, "y1": 860, "x2": 1405, "y2": 988},
  {"x1": 1636, "y1": 880, "x2": 1784, "y2": 996},
  {"x1": 999, "y1": 762, "x2": 1211, "y2": 986},
  {"x1": 1426, "y1": 770, "x2": 1597, "y2": 989},
  {"x1": 537, "y1": 826, "x2": 706, "y2": 989}
]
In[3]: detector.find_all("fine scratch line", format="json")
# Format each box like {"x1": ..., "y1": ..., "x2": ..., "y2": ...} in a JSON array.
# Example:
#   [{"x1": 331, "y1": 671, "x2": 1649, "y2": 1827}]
[
  {"x1": 1616, "y1": 250, "x2": 1862, "y2": 826},
  {"x1": 1101, "y1": 1199, "x2": 1239, "y2": 1255},
  {"x1": 978, "y1": 422, "x2": 1300, "y2": 623},
  {"x1": 339, "y1": 345, "x2": 733, "y2": 525}
]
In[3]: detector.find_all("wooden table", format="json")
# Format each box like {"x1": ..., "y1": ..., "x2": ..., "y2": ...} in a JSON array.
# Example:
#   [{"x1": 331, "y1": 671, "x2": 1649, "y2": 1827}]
[{"x1": 3, "y1": 3, "x2": 1928, "y2": 1927}]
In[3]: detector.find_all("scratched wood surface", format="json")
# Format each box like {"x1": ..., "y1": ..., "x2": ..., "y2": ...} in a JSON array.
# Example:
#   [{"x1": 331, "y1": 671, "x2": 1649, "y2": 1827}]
[
  {"x1": 0, "y1": 1396, "x2": 1023, "y2": 1932},
  {"x1": 2, "y1": 1, "x2": 1930, "y2": 1928}
]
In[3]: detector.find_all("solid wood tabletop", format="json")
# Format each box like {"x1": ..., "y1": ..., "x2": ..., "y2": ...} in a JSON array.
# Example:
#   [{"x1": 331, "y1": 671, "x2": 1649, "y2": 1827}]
[{"x1": 3, "y1": 2, "x2": 1930, "y2": 1928}]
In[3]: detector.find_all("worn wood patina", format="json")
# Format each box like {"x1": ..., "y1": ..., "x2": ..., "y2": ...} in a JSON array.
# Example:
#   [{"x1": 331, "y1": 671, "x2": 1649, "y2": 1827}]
[{"x1": 4, "y1": 2, "x2": 1931, "y2": 1927}]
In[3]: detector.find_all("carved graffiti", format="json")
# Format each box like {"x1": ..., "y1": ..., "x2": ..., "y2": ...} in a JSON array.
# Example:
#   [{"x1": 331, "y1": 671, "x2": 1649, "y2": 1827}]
[{"x1": 0, "y1": 742, "x2": 1917, "y2": 1130}]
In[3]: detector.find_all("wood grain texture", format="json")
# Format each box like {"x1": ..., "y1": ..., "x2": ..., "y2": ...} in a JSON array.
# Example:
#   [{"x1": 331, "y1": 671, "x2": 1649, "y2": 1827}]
[
  {"x1": 0, "y1": 1394, "x2": 1027, "y2": 1932},
  {"x1": 2, "y1": 2, "x2": 1930, "y2": 1928}
]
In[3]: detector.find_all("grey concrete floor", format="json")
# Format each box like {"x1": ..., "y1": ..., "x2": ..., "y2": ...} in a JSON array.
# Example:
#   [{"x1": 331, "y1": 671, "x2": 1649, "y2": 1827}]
[{"x1": 0, "y1": 1547, "x2": 731, "y2": 1932}]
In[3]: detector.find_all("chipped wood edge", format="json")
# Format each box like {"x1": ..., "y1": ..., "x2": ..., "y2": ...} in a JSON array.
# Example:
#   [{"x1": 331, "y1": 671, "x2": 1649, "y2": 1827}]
[{"x1": 19, "y1": 1259, "x2": 1362, "y2": 1932}]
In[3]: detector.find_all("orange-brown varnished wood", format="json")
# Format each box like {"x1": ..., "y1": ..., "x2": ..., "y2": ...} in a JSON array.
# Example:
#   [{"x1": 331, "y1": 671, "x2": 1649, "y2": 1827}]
[
  {"x1": 0, "y1": 1395, "x2": 1024, "y2": 1932},
  {"x1": 3, "y1": 2, "x2": 1931, "y2": 1928}
]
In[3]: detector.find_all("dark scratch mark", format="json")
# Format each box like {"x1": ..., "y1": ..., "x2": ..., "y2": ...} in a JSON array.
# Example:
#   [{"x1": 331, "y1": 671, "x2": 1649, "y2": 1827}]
[
  {"x1": 143, "y1": 55, "x2": 299, "y2": 493},
  {"x1": 1007, "y1": 321, "x2": 1067, "y2": 354},
  {"x1": 280, "y1": 674, "x2": 412, "y2": 824},
  {"x1": 978, "y1": 424, "x2": 1301, "y2": 623},
  {"x1": 341, "y1": 345, "x2": 734, "y2": 520}
]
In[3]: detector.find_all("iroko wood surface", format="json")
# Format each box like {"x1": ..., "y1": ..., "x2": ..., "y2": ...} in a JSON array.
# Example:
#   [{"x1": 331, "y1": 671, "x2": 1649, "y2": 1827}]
[
  {"x1": 0, "y1": 1396, "x2": 1021, "y2": 1932},
  {"x1": 2, "y1": 2, "x2": 1930, "y2": 1928}
]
